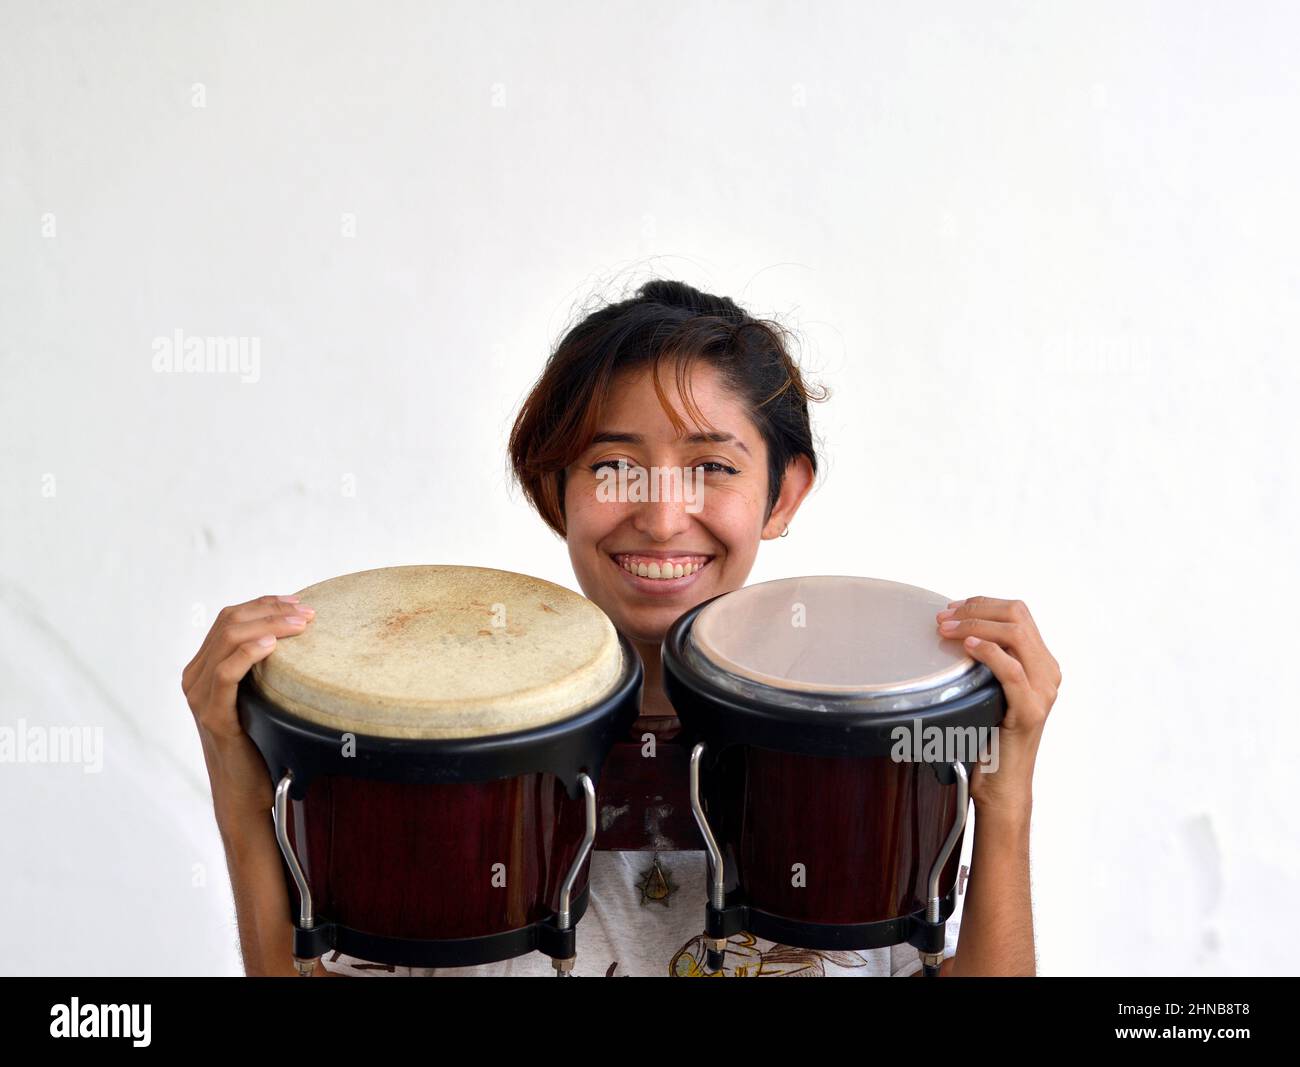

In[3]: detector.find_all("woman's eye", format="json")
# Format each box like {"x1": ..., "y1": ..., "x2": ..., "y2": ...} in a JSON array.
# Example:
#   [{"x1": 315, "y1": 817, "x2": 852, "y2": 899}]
[
  {"x1": 590, "y1": 458, "x2": 635, "y2": 473},
  {"x1": 589, "y1": 458, "x2": 738, "y2": 475}
]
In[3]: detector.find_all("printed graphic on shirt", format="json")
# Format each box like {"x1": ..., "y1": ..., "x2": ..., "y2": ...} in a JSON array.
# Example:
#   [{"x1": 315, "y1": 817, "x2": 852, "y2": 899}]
[
  {"x1": 669, "y1": 932, "x2": 874, "y2": 977},
  {"x1": 631, "y1": 853, "x2": 874, "y2": 977},
  {"x1": 325, "y1": 950, "x2": 396, "y2": 974},
  {"x1": 636, "y1": 854, "x2": 679, "y2": 906}
]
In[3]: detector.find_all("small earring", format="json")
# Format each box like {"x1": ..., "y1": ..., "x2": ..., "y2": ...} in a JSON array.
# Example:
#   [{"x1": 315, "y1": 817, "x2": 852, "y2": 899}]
[{"x1": 780, "y1": 525, "x2": 789, "y2": 538}]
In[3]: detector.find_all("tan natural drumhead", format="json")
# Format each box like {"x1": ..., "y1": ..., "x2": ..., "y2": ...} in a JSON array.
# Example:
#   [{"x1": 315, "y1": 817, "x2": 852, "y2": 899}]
[
  {"x1": 689, "y1": 575, "x2": 977, "y2": 699},
  {"x1": 251, "y1": 565, "x2": 624, "y2": 739}
]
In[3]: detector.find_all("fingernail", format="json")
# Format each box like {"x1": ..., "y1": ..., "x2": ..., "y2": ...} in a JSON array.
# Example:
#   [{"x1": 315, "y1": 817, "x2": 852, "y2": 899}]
[
  {"x1": 296, "y1": 605, "x2": 315, "y2": 617},
  {"x1": 964, "y1": 636, "x2": 980, "y2": 647},
  {"x1": 940, "y1": 619, "x2": 961, "y2": 632},
  {"x1": 278, "y1": 595, "x2": 301, "y2": 603},
  {"x1": 284, "y1": 615, "x2": 306, "y2": 625},
  {"x1": 947, "y1": 599, "x2": 966, "y2": 609},
  {"x1": 936, "y1": 609, "x2": 956, "y2": 621},
  {"x1": 257, "y1": 634, "x2": 276, "y2": 647}
]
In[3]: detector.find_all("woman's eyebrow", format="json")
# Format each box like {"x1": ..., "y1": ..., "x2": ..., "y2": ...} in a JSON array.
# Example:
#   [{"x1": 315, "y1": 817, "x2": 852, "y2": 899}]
[{"x1": 590, "y1": 430, "x2": 751, "y2": 457}]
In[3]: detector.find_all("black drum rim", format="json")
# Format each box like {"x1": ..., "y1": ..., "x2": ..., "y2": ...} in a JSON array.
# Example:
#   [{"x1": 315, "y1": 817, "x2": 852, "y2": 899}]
[
  {"x1": 662, "y1": 596, "x2": 1005, "y2": 759},
  {"x1": 238, "y1": 631, "x2": 644, "y2": 798}
]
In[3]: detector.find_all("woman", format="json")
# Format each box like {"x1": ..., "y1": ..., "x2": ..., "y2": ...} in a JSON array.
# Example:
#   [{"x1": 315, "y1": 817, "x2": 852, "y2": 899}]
[{"x1": 184, "y1": 279, "x2": 1061, "y2": 977}]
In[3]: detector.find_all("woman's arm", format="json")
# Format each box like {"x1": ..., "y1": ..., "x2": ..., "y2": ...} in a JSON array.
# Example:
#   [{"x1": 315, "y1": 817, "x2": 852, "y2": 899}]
[
  {"x1": 214, "y1": 796, "x2": 342, "y2": 977},
  {"x1": 216, "y1": 798, "x2": 303, "y2": 976},
  {"x1": 186, "y1": 595, "x2": 341, "y2": 977},
  {"x1": 930, "y1": 596, "x2": 1060, "y2": 977},
  {"x1": 209, "y1": 756, "x2": 344, "y2": 978},
  {"x1": 948, "y1": 807, "x2": 1034, "y2": 975}
]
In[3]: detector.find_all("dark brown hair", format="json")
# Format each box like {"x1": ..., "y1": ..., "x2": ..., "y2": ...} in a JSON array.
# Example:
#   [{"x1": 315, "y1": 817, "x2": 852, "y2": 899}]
[{"x1": 508, "y1": 279, "x2": 827, "y2": 537}]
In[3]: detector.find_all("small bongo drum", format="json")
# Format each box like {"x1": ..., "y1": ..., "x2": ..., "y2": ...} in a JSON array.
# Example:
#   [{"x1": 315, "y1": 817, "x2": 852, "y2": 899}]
[
  {"x1": 236, "y1": 565, "x2": 641, "y2": 975},
  {"x1": 662, "y1": 575, "x2": 1005, "y2": 975}
]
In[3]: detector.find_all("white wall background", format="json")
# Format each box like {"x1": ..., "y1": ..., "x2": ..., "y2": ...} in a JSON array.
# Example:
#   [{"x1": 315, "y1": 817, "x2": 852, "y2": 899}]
[{"x1": 1, "y1": 0, "x2": 1296, "y2": 976}]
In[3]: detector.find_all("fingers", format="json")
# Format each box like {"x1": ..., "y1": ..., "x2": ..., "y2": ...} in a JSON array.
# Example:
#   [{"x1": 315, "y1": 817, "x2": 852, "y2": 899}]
[
  {"x1": 213, "y1": 613, "x2": 312, "y2": 658},
  {"x1": 202, "y1": 636, "x2": 282, "y2": 738},
  {"x1": 184, "y1": 595, "x2": 312, "y2": 692},
  {"x1": 959, "y1": 636, "x2": 1040, "y2": 726},
  {"x1": 937, "y1": 615, "x2": 1024, "y2": 651},
  {"x1": 183, "y1": 596, "x2": 314, "y2": 726},
  {"x1": 198, "y1": 612, "x2": 311, "y2": 709},
  {"x1": 944, "y1": 596, "x2": 1040, "y2": 634},
  {"x1": 937, "y1": 597, "x2": 1057, "y2": 694},
  {"x1": 202, "y1": 596, "x2": 311, "y2": 660},
  {"x1": 220, "y1": 594, "x2": 310, "y2": 626}
]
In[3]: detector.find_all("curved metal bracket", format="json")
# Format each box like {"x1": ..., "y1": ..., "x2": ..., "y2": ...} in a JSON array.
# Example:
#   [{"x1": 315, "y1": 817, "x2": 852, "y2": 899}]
[
  {"x1": 922, "y1": 760, "x2": 970, "y2": 976},
  {"x1": 272, "y1": 772, "x2": 318, "y2": 975},
  {"x1": 273, "y1": 773, "x2": 314, "y2": 929},
  {"x1": 689, "y1": 742, "x2": 730, "y2": 972},
  {"x1": 926, "y1": 760, "x2": 970, "y2": 921},
  {"x1": 552, "y1": 772, "x2": 597, "y2": 977},
  {"x1": 689, "y1": 743, "x2": 725, "y2": 910}
]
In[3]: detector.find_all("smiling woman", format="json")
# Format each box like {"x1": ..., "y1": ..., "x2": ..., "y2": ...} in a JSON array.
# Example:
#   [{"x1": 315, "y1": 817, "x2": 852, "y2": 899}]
[
  {"x1": 188, "y1": 279, "x2": 995, "y2": 978},
  {"x1": 349, "y1": 278, "x2": 939, "y2": 978}
]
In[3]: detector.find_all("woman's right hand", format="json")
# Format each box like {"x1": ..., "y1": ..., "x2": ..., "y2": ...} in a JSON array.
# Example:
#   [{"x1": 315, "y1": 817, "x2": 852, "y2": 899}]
[{"x1": 182, "y1": 594, "x2": 315, "y2": 827}]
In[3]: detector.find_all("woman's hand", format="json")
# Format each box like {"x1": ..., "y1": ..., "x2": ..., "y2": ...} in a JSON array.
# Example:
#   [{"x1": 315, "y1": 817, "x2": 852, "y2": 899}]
[
  {"x1": 182, "y1": 594, "x2": 315, "y2": 826},
  {"x1": 935, "y1": 596, "x2": 1060, "y2": 823}
]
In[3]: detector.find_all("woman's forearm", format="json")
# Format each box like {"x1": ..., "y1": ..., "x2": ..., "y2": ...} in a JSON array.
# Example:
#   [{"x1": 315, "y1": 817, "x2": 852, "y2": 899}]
[
  {"x1": 216, "y1": 804, "x2": 339, "y2": 977},
  {"x1": 948, "y1": 805, "x2": 1036, "y2": 976},
  {"x1": 217, "y1": 805, "x2": 302, "y2": 976}
]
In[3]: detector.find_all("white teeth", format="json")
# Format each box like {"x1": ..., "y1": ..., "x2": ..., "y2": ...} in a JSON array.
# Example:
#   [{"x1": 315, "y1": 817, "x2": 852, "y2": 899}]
[{"x1": 617, "y1": 557, "x2": 708, "y2": 580}]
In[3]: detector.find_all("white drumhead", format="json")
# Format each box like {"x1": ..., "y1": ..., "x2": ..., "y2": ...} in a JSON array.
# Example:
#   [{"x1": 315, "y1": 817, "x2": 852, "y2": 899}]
[
  {"x1": 688, "y1": 575, "x2": 979, "y2": 704},
  {"x1": 252, "y1": 565, "x2": 624, "y2": 739}
]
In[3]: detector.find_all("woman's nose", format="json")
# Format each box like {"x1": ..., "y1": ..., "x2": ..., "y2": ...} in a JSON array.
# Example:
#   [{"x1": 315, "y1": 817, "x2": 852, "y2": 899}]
[{"x1": 631, "y1": 496, "x2": 693, "y2": 542}]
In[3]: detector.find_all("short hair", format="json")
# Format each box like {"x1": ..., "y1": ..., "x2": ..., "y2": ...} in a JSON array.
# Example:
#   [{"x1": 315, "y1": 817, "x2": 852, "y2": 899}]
[{"x1": 508, "y1": 279, "x2": 827, "y2": 537}]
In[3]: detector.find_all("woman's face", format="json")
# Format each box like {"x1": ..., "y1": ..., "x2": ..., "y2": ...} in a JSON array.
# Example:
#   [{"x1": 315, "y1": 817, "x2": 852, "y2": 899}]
[{"x1": 563, "y1": 361, "x2": 805, "y2": 646}]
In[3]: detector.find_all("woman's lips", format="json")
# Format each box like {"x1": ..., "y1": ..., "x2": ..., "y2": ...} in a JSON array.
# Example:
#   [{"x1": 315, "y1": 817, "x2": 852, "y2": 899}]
[{"x1": 607, "y1": 552, "x2": 714, "y2": 596}]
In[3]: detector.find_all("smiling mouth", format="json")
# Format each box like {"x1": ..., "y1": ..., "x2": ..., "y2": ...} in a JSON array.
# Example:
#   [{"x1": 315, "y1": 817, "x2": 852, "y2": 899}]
[{"x1": 609, "y1": 552, "x2": 714, "y2": 581}]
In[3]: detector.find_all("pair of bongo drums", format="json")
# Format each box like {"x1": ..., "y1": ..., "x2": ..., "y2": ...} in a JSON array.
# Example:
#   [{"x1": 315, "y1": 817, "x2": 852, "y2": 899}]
[{"x1": 236, "y1": 565, "x2": 1004, "y2": 976}]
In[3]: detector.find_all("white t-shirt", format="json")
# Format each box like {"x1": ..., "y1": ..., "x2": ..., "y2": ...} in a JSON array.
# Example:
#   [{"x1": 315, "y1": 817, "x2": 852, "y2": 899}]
[{"x1": 319, "y1": 849, "x2": 964, "y2": 977}]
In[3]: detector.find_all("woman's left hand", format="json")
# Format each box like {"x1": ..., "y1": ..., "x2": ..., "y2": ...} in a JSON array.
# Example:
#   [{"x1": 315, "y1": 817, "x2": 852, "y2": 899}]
[{"x1": 935, "y1": 596, "x2": 1061, "y2": 823}]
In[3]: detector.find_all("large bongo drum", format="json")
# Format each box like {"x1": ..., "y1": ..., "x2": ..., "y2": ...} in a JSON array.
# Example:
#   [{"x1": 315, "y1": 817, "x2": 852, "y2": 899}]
[
  {"x1": 236, "y1": 565, "x2": 642, "y2": 975},
  {"x1": 661, "y1": 575, "x2": 1005, "y2": 976}
]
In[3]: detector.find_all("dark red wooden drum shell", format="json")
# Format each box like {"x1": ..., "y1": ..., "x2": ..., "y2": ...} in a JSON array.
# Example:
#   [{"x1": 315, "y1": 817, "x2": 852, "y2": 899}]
[
  {"x1": 285, "y1": 774, "x2": 591, "y2": 941},
  {"x1": 706, "y1": 748, "x2": 964, "y2": 926}
]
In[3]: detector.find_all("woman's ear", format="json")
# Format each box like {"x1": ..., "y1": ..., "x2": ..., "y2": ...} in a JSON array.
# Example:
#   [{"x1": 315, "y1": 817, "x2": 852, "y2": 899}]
[{"x1": 761, "y1": 454, "x2": 815, "y2": 540}]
